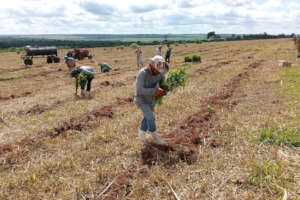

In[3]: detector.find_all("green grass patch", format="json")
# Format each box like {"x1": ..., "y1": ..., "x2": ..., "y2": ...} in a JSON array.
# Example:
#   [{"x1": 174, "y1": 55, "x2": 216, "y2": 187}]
[
  {"x1": 259, "y1": 127, "x2": 300, "y2": 147},
  {"x1": 280, "y1": 66, "x2": 300, "y2": 100},
  {"x1": 129, "y1": 43, "x2": 138, "y2": 49},
  {"x1": 249, "y1": 160, "x2": 295, "y2": 197},
  {"x1": 184, "y1": 54, "x2": 201, "y2": 62}
]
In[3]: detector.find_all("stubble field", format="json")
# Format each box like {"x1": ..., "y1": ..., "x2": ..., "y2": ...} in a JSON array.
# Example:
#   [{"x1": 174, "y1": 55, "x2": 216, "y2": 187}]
[{"x1": 0, "y1": 39, "x2": 299, "y2": 200}]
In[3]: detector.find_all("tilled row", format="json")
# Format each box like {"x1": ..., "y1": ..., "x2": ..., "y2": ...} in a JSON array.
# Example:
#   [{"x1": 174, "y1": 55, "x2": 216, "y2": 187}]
[{"x1": 0, "y1": 105, "x2": 114, "y2": 155}]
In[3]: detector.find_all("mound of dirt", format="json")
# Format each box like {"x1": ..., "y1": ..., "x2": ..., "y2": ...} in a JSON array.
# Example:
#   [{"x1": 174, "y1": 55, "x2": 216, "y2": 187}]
[
  {"x1": 48, "y1": 105, "x2": 113, "y2": 138},
  {"x1": 100, "y1": 81, "x2": 111, "y2": 86},
  {"x1": 116, "y1": 97, "x2": 134, "y2": 105},
  {"x1": 0, "y1": 144, "x2": 13, "y2": 155},
  {"x1": 0, "y1": 92, "x2": 32, "y2": 101},
  {"x1": 100, "y1": 81, "x2": 126, "y2": 88},
  {"x1": 22, "y1": 104, "x2": 49, "y2": 115}
]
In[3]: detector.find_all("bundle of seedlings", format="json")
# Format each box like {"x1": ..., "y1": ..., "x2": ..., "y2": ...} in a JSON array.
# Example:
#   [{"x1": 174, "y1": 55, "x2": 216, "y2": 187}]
[
  {"x1": 78, "y1": 72, "x2": 88, "y2": 89},
  {"x1": 156, "y1": 65, "x2": 191, "y2": 105}
]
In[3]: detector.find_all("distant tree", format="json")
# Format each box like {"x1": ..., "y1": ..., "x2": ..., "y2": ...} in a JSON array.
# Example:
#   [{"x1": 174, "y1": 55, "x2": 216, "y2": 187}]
[
  {"x1": 207, "y1": 31, "x2": 216, "y2": 39},
  {"x1": 164, "y1": 34, "x2": 168, "y2": 41}
]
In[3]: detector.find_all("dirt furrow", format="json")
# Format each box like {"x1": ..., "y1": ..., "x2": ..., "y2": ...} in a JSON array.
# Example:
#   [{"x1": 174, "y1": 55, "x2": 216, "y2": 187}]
[
  {"x1": 0, "y1": 105, "x2": 113, "y2": 155},
  {"x1": 0, "y1": 91, "x2": 32, "y2": 101},
  {"x1": 0, "y1": 95, "x2": 136, "y2": 156}
]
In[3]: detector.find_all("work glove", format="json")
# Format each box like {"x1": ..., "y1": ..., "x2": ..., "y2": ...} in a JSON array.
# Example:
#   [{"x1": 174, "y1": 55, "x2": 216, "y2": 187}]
[{"x1": 155, "y1": 88, "x2": 166, "y2": 98}]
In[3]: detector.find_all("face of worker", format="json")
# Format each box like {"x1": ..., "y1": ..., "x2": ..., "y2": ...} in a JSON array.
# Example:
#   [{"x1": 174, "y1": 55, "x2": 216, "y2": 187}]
[{"x1": 148, "y1": 63, "x2": 160, "y2": 75}]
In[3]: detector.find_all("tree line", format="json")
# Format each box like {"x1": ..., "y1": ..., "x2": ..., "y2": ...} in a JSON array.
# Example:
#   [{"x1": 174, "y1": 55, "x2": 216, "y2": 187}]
[{"x1": 0, "y1": 33, "x2": 295, "y2": 52}]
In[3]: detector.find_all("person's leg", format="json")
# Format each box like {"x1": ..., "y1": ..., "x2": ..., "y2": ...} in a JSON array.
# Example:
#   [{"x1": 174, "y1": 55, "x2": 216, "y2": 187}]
[
  {"x1": 138, "y1": 56, "x2": 143, "y2": 67},
  {"x1": 166, "y1": 56, "x2": 170, "y2": 63},
  {"x1": 140, "y1": 117, "x2": 148, "y2": 132},
  {"x1": 86, "y1": 78, "x2": 93, "y2": 98},
  {"x1": 137, "y1": 103, "x2": 156, "y2": 140},
  {"x1": 86, "y1": 78, "x2": 92, "y2": 92},
  {"x1": 139, "y1": 103, "x2": 165, "y2": 144},
  {"x1": 79, "y1": 76, "x2": 85, "y2": 96}
]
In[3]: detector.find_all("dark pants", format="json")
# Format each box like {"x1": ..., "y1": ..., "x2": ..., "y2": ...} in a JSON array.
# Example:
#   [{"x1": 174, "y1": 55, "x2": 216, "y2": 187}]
[
  {"x1": 165, "y1": 55, "x2": 170, "y2": 63},
  {"x1": 81, "y1": 77, "x2": 93, "y2": 91}
]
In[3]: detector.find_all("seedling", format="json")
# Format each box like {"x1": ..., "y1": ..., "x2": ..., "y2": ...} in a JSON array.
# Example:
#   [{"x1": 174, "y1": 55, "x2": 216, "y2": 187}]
[
  {"x1": 207, "y1": 105, "x2": 214, "y2": 112},
  {"x1": 78, "y1": 72, "x2": 88, "y2": 89},
  {"x1": 156, "y1": 65, "x2": 191, "y2": 105}
]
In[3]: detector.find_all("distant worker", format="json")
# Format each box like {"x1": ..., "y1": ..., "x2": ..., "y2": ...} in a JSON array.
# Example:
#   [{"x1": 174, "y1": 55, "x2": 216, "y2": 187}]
[
  {"x1": 165, "y1": 44, "x2": 172, "y2": 63},
  {"x1": 156, "y1": 45, "x2": 162, "y2": 56},
  {"x1": 135, "y1": 47, "x2": 143, "y2": 68},
  {"x1": 135, "y1": 55, "x2": 169, "y2": 145},
  {"x1": 67, "y1": 51, "x2": 73, "y2": 58},
  {"x1": 64, "y1": 56, "x2": 76, "y2": 70},
  {"x1": 294, "y1": 37, "x2": 300, "y2": 58},
  {"x1": 71, "y1": 66, "x2": 95, "y2": 98},
  {"x1": 99, "y1": 62, "x2": 112, "y2": 73}
]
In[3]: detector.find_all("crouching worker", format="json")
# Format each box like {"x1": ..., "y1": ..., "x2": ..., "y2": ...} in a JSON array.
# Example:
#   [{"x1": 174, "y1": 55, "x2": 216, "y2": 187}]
[
  {"x1": 71, "y1": 66, "x2": 95, "y2": 98},
  {"x1": 99, "y1": 62, "x2": 112, "y2": 73},
  {"x1": 64, "y1": 56, "x2": 76, "y2": 70},
  {"x1": 135, "y1": 55, "x2": 169, "y2": 145}
]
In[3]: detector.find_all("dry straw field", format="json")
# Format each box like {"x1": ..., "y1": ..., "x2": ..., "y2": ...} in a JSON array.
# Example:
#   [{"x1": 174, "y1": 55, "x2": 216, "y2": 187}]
[{"x1": 0, "y1": 39, "x2": 299, "y2": 199}]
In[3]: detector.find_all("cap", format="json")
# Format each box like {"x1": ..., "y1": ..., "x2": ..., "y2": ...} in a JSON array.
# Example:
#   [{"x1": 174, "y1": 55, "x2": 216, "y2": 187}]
[{"x1": 149, "y1": 55, "x2": 169, "y2": 74}]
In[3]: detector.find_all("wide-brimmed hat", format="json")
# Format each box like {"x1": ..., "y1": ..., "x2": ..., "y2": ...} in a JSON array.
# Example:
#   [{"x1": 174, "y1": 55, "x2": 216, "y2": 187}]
[{"x1": 149, "y1": 55, "x2": 169, "y2": 74}]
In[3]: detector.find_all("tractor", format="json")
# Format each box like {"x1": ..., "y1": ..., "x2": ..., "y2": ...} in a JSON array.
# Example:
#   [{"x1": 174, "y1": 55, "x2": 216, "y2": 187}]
[
  {"x1": 71, "y1": 49, "x2": 93, "y2": 60},
  {"x1": 21, "y1": 46, "x2": 60, "y2": 65}
]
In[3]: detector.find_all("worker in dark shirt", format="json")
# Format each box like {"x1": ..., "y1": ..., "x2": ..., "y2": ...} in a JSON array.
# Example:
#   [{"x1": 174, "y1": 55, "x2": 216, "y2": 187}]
[
  {"x1": 165, "y1": 44, "x2": 172, "y2": 63},
  {"x1": 71, "y1": 66, "x2": 95, "y2": 98},
  {"x1": 67, "y1": 51, "x2": 73, "y2": 58}
]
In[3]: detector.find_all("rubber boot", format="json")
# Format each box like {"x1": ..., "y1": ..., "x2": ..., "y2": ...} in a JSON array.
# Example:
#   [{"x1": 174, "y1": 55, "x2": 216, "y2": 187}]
[
  {"x1": 138, "y1": 129, "x2": 146, "y2": 141},
  {"x1": 151, "y1": 131, "x2": 166, "y2": 145}
]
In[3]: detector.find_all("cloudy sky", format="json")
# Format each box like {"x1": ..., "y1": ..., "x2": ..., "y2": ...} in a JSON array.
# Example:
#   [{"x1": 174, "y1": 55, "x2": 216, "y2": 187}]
[{"x1": 0, "y1": 0, "x2": 299, "y2": 35}]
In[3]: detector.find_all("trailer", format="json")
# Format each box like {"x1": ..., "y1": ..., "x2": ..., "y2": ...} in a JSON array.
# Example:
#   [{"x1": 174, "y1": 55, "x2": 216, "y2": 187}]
[
  {"x1": 21, "y1": 46, "x2": 60, "y2": 65},
  {"x1": 72, "y1": 49, "x2": 93, "y2": 60}
]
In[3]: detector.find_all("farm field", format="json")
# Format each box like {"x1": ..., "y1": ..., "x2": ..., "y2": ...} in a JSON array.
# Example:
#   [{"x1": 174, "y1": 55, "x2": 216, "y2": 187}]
[{"x1": 0, "y1": 39, "x2": 299, "y2": 199}]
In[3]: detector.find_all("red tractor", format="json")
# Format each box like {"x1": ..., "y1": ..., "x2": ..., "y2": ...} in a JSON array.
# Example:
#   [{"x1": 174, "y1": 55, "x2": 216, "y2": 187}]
[{"x1": 71, "y1": 49, "x2": 92, "y2": 60}]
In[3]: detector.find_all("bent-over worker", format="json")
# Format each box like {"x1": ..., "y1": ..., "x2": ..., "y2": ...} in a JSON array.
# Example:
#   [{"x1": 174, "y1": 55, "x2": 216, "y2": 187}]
[
  {"x1": 99, "y1": 62, "x2": 112, "y2": 73},
  {"x1": 71, "y1": 66, "x2": 95, "y2": 98},
  {"x1": 64, "y1": 56, "x2": 76, "y2": 70}
]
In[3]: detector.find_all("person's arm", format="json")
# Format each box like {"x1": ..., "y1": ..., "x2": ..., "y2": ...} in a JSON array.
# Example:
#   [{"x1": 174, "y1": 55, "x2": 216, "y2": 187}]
[{"x1": 136, "y1": 71, "x2": 156, "y2": 96}]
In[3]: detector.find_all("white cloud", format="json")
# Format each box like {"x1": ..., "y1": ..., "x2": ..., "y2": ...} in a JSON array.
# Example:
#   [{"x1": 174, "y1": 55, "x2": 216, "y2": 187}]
[{"x1": 0, "y1": 0, "x2": 299, "y2": 34}]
